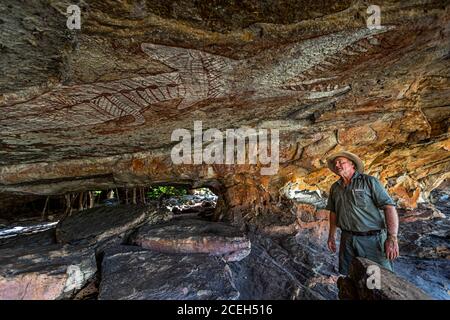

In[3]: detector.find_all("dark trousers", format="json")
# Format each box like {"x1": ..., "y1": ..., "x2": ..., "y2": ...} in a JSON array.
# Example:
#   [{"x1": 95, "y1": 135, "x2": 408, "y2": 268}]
[{"x1": 339, "y1": 229, "x2": 394, "y2": 275}]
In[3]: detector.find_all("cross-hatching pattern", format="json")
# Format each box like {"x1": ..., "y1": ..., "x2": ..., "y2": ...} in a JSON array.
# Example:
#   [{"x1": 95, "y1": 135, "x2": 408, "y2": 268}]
[{"x1": 0, "y1": 73, "x2": 185, "y2": 133}]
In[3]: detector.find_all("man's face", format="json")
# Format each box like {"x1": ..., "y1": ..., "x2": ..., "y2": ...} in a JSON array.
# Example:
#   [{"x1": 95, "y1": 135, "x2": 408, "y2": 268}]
[{"x1": 333, "y1": 156, "x2": 355, "y2": 176}]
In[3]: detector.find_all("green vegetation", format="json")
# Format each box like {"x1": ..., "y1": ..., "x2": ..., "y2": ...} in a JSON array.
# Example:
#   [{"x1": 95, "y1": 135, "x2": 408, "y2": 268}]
[{"x1": 146, "y1": 186, "x2": 187, "y2": 200}]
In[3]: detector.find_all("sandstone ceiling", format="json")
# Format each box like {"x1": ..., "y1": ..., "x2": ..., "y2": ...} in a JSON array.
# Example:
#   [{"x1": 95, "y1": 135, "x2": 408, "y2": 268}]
[{"x1": 0, "y1": 0, "x2": 449, "y2": 221}]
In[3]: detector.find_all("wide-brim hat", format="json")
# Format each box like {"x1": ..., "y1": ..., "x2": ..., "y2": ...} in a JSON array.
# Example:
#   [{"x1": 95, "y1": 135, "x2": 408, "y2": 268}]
[{"x1": 327, "y1": 151, "x2": 364, "y2": 174}]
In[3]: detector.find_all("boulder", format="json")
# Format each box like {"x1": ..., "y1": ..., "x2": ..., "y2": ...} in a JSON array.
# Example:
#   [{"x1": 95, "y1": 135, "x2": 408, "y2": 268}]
[
  {"x1": 0, "y1": 244, "x2": 96, "y2": 300},
  {"x1": 337, "y1": 257, "x2": 432, "y2": 300},
  {"x1": 98, "y1": 245, "x2": 239, "y2": 300},
  {"x1": 130, "y1": 218, "x2": 250, "y2": 262}
]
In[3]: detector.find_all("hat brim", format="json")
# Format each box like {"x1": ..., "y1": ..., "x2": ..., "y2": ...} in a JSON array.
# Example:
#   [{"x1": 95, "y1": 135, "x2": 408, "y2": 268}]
[{"x1": 327, "y1": 151, "x2": 364, "y2": 174}]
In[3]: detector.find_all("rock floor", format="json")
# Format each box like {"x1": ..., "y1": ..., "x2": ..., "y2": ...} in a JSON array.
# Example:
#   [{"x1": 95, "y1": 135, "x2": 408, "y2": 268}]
[{"x1": 0, "y1": 191, "x2": 448, "y2": 300}]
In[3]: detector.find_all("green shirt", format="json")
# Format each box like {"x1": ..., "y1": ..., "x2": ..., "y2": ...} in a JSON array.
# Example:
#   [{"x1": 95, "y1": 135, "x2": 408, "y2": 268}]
[{"x1": 326, "y1": 172, "x2": 396, "y2": 232}]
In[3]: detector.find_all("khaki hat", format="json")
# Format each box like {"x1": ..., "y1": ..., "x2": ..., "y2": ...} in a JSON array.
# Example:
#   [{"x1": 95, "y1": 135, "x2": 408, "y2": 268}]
[{"x1": 327, "y1": 151, "x2": 364, "y2": 174}]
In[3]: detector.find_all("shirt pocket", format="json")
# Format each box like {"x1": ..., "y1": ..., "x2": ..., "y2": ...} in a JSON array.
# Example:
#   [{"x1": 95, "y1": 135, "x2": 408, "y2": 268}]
[{"x1": 352, "y1": 189, "x2": 369, "y2": 208}]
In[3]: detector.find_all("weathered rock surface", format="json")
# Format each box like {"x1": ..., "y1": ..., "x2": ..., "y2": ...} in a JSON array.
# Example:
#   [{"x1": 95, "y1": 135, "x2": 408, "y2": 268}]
[
  {"x1": 72, "y1": 275, "x2": 99, "y2": 300},
  {"x1": 0, "y1": 228, "x2": 56, "y2": 249},
  {"x1": 163, "y1": 192, "x2": 218, "y2": 215},
  {"x1": 0, "y1": 0, "x2": 449, "y2": 301},
  {"x1": 130, "y1": 218, "x2": 250, "y2": 261},
  {"x1": 431, "y1": 186, "x2": 450, "y2": 214},
  {"x1": 0, "y1": 1, "x2": 448, "y2": 224},
  {"x1": 391, "y1": 188, "x2": 450, "y2": 300},
  {"x1": 283, "y1": 187, "x2": 450, "y2": 300},
  {"x1": 0, "y1": 204, "x2": 173, "y2": 300},
  {"x1": 227, "y1": 232, "x2": 335, "y2": 300},
  {"x1": 337, "y1": 257, "x2": 432, "y2": 300},
  {"x1": 1, "y1": 204, "x2": 445, "y2": 300},
  {"x1": 98, "y1": 245, "x2": 239, "y2": 300},
  {"x1": 0, "y1": 244, "x2": 96, "y2": 300},
  {"x1": 56, "y1": 204, "x2": 172, "y2": 245},
  {"x1": 396, "y1": 188, "x2": 450, "y2": 266},
  {"x1": 399, "y1": 216, "x2": 450, "y2": 260},
  {"x1": 283, "y1": 229, "x2": 339, "y2": 299},
  {"x1": 395, "y1": 257, "x2": 450, "y2": 300},
  {"x1": 398, "y1": 203, "x2": 446, "y2": 224}
]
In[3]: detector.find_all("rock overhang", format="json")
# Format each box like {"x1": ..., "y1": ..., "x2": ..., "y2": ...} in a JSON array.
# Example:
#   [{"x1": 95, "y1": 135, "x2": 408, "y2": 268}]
[{"x1": 0, "y1": 0, "x2": 449, "y2": 216}]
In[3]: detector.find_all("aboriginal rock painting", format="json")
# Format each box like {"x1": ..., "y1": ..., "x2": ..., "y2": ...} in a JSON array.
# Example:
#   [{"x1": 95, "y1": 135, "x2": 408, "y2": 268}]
[
  {"x1": 0, "y1": 26, "x2": 392, "y2": 133},
  {"x1": 250, "y1": 26, "x2": 393, "y2": 100}
]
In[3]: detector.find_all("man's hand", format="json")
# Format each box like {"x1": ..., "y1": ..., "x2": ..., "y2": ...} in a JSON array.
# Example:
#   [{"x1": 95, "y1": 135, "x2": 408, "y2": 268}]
[
  {"x1": 383, "y1": 205, "x2": 399, "y2": 260},
  {"x1": 385, "y1": 235, "x2": 399, "y2": 260},
  {"x1": 327, "y1": 236, "x2": 336, "y2": 253}
]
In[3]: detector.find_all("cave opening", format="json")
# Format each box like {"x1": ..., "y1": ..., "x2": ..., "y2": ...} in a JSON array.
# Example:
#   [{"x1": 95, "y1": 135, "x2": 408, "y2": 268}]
[{"x1": 0, "y1": 185, "x2": 219, "y2": 241}]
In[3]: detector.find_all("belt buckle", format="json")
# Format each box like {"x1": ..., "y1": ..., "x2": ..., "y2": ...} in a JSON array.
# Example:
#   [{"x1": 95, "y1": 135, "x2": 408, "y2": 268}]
[{"x1": 363, "y1": 230, "x2": 380, "y2": 236}]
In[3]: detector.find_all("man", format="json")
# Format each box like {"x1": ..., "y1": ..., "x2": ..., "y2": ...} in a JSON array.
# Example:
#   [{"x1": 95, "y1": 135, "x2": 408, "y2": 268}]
[{"x1": 325, "y1": 151, "x2": 399, "y2": 275}]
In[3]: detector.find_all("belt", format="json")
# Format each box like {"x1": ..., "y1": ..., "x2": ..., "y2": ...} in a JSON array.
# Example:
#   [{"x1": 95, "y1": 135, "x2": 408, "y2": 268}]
[{"x1": 342, "y1": 229, "x2": 382, "y2": 236}]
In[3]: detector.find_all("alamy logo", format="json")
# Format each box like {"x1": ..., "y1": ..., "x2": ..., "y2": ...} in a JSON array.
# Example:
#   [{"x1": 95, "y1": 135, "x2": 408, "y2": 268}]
[
  {"x1": 66, "y1": 5, "x2": 81, "y2": 30},
  {"x1": 366, "y1": 265, "x2": 381, "y2": 289},
  {"x1": 171, "y1": 121, "x2": 279, "y2": 175},
  {"x1": 367, "y1": 5, "x2": 382, "y2": 30}
]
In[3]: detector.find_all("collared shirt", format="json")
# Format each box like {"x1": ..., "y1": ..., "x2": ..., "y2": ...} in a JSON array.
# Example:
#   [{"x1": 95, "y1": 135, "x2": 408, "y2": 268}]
[{"x1": 326, "y1": 171, "x2": 396, "y2": 232}]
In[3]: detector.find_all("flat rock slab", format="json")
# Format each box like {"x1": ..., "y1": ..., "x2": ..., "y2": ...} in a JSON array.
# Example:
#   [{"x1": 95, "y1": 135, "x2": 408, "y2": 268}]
[
  {"x1": 98, "y1": 245, "x2": 239, "y2": 300},
  {"x1": 0, "y1": 244, "x2": 96, "y2": 300},
  {"x1": 0, "y1": 228, "x2": 56, "y2": 249},
  {"x1": 56, "y1": 204, "x2": 171, "y2": 245},
  {"x1": 130, "y1": 218, "x2": 250, "y2": 261},
  {"x1": 398, "y1": 204, "x2": 445, "y2": 223}
]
